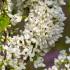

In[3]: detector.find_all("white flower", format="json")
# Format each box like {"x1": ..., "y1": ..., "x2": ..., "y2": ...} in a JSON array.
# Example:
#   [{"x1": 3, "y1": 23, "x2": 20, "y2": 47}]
[
  {"x1": 60, "y1": 50, "x2": 66, "y2": 54},
  {"x1": 59, "y1": 0, "x2": 66, "y2": 5},
  {"x1": 11, "y1": 14, "x2": 22, "y2": 25},
  {"x1": 65, "y1": 36, "x2": 70, "y2": 44},
  {"x1": 50, "y1": 49, "x2": 70, "y2": 70},
  {"x1": 34, "y1": 57, "x2": 45, "y2": 68},
  {"x1": 44, "y1": 0, "x2": 53, "y2": 6},
  {"x1": 52, "y1": 66, "x2": 58, "y2": 70},
  {"x1": 2, "y1": 65, "x2": 5, "y2": 70},
  {"x1": 18, "y1": 62, "x2": 26, "y2": 70},
  {"x1": 7, "y1": 0, "x2": 23, "y2": 25},
  {"x1": 67, "y1": 56, "x2": 70, "y2": 61},
  {"x1": 65, "y1": 64, "x2": 70, "y2": 69},
  {"x1": 54, "y1": 58, "x2": 59, "y2": 63},
  {"x1": 31, "y1": 38, "x2": 37, "y2": 43},
  {"x1": 24, "y1": 48, "x2": 29, "y2": 52},
  {"x1": 69, "y1": 48, "x2": 70, "y2": 52},
  {"x1": 7, "y1": 13, "x2": 22, "y2": 25}
]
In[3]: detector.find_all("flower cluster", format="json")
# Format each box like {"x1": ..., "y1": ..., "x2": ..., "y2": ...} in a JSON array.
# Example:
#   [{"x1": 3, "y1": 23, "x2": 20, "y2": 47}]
[
  {"x1": 0, "y1": 0, "x2": 66, "y2": 70},
  {"x1": 24, "y1": 0, "x2": 66, "y2": 47},
  {"x1": 0, "y1": 34, "x2": 46, "y2": 70},
  {"x1": 48, "y1": 49, "x2": 70, "y2": 70}
]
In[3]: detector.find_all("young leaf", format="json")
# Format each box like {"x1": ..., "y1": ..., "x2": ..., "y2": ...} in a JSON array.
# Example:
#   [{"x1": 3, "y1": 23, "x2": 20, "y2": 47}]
[{"x1": 0, "y1": 15, "x2": 10, "y2": 32}]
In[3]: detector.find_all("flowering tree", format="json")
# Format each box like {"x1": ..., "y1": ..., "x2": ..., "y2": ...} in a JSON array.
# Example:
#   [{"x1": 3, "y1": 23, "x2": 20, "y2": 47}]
[{"x1": 0, "y1": 0, "x2": 70, "y2": 70}]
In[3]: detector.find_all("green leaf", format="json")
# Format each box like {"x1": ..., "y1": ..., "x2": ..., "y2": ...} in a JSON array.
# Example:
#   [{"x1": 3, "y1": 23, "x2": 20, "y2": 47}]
[
  {"x1": 0, "y1": 62, "x2": 4, "y2": 69},
  {"x1": 67, "y1": 0, "x2": 70, "y2": 13},
  {"x1": 0, "y1": 45, "x2": 4, "y2": 51},
  {"x1": 0, "y1": 15, "x2": 10, "y2": 32}
]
